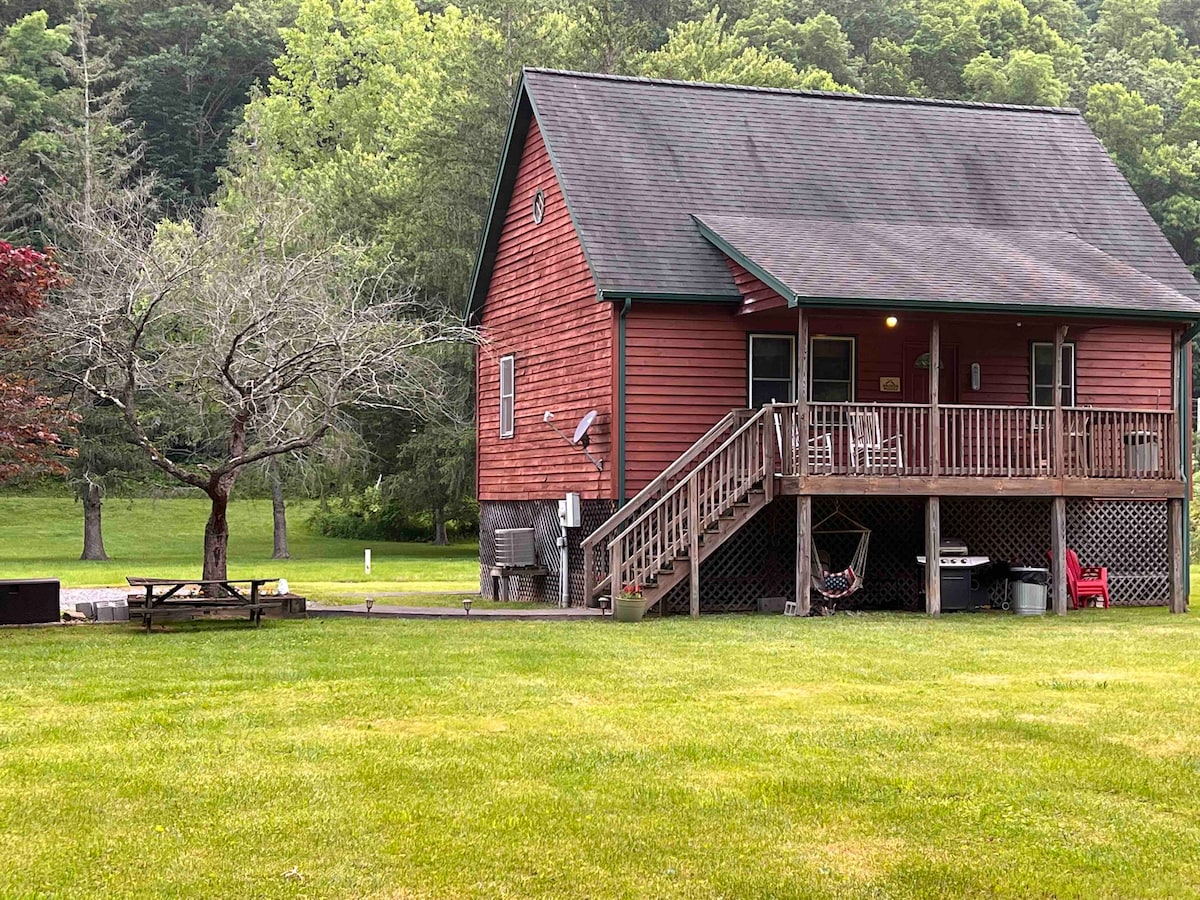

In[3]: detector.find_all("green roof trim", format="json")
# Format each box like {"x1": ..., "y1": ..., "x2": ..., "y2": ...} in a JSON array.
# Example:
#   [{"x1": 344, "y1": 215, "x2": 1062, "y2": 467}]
[{"x1": 597, "y1": 289, "x2": 741, "y2": 303}]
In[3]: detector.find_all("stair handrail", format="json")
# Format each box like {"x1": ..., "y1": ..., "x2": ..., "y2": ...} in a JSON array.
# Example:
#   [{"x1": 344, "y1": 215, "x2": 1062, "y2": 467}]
[
  {"x1": 605, "y1": 405, "x2": 772, "y2": 594},
  {"x1": 581, "y1": 407, "x2": 754, "y2": 599}
]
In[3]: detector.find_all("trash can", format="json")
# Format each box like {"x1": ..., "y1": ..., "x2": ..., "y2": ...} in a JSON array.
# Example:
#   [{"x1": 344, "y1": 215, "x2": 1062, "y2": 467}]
[
  {"x1": 1123, "y1": 431, "x2": 1160, "y2": 475},
  {"x1": 1009, "y1": 567, "x2": 1050, "y2": 616}
]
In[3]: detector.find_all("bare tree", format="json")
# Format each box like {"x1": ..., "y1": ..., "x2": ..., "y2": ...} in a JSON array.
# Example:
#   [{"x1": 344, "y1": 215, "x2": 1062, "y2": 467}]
[{"x1": 41, "y1": 170, "x2": 471, "y2": 581}]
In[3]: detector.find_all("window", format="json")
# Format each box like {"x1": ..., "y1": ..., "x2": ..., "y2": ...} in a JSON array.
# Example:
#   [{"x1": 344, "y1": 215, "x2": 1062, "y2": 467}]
[
  {"x1": 810, "y1": 336, "x2": 855, "y2": 402},
  {"x1": 499, "y1": 355, "x2": 515, "y2": 438},
  {"x1": 749, "y1": 335, "x2": 795, "y2": 406},
  {"x1": 1031, "y1": 342, "x2": 1075, "y2": 407}
]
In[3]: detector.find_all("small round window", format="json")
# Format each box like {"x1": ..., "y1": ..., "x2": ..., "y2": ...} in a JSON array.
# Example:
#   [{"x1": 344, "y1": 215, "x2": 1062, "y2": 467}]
[{"x1": 531, "y1": 189, "x2": 546, "y2": 224}]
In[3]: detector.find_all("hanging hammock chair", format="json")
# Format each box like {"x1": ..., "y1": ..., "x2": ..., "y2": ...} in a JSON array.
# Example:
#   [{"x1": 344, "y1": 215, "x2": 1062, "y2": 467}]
[{"x1": 809, "y1": 507, "x2": 871, "y2": 600}]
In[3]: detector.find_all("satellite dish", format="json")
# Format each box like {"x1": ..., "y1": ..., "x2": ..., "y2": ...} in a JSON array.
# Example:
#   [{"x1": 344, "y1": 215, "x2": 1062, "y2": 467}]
[{"x1": 573, "y1": 410, "x2": 598, "y2": 447}]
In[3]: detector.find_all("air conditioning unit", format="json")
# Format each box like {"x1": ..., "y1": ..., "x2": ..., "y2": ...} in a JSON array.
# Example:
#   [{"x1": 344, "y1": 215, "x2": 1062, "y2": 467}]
[{"x1": 495, "y1": 528, "x2": 536, "y2": 567}]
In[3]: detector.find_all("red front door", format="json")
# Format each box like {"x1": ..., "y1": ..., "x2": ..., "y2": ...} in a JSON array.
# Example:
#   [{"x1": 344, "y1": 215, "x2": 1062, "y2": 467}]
[{"x1": 903, "y1": 342, "x2": 957, "y2": 404}]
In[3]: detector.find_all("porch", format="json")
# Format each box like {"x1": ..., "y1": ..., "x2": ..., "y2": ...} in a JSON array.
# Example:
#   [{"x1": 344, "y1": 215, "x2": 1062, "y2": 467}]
[{"x1": 582, "y1": 312, "x2": 1189, "y2": 617}]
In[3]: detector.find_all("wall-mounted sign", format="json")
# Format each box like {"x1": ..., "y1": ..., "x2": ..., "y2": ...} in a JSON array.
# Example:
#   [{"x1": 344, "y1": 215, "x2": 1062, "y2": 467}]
[{"x1": 880, "y1": 376, "x2": 901, "y2": 393}]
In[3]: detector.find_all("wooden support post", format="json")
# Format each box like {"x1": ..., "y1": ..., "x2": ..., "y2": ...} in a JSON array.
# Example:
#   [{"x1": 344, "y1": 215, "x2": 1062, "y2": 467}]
[
  {"x1": 795, "y1": 494, "x2": 812, "y2": 617},
  {"x1": 1053, "y1": 325, "x2": 1067, "y2": 478},
  {"x1": 763, "y1": 404, "x2": 775, "y2": 502},
  {"x1": 583, "y1": 544, "x2": 595, "y2": 605},
  {"x1": 797, "y1": 307, "x2": 809, "y2": 477},
  {"x1": 1051, "y1": 496, "x2": 1068, "y2": 615},
  {"x1": 1169, "y1": 497, "x2": 1186, "y2": 614},
  {"x1": 611, "y1": 536, "x2": 624, "y2": 607},
  {"x1": 930, "y1": 320, "x2": 941, "y2": 476},
  {"x1": 1172, "y1": 330, "x2": 1184, "y2": 481},
  {"x1": 688, "y1": 477, "x2": 700, "y2": 618},
  {"x1": 924, "y1": 496, "x2": 940, "y2": 616}
]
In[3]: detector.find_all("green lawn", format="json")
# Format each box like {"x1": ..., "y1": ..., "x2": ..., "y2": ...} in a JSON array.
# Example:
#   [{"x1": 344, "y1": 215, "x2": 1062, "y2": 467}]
[
  {"x1": 0, "y1": 496, "x2": 480, "y2": 602},
  {"x1": 1, "y1": 610, "x2": 1198, "y2": 898}
]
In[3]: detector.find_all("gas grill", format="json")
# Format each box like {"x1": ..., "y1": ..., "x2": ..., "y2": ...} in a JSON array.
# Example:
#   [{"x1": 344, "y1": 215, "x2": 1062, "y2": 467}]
[{"x1": 917, "y1": 539, "x2": 991, "y2": 611}]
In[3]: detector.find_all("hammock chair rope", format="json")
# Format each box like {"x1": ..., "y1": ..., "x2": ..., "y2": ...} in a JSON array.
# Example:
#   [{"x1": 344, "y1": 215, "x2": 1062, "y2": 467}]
[{"x1": 808, "y1": 508, "x2": 871, "y2": 600}]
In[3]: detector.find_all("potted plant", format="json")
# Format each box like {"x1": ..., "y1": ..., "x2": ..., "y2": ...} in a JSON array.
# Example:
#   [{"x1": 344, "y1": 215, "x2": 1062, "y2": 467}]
[{"x1": 614, "y1": 584, "x2": 646, "y2": 622}]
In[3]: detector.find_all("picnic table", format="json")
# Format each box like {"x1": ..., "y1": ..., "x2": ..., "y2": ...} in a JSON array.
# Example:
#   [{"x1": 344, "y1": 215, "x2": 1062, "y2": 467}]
[{"x1": 126, "y1": 577, "x2": 284, "y2": 631}]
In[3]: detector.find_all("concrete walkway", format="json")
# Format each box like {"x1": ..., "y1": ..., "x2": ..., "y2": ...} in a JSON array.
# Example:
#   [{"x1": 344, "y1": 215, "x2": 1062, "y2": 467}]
[{"x1": 307, "y1": 602, "x2": 605, "y2": 621}]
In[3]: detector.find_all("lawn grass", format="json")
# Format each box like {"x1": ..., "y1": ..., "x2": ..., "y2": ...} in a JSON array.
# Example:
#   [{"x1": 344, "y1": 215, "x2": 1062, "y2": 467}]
[
  {"x1": 1, "y1": 609, "x2": 1198, "y2": 898},
  {"x1": 0, "y1": 496, "x2": 479, "y2": 600}
]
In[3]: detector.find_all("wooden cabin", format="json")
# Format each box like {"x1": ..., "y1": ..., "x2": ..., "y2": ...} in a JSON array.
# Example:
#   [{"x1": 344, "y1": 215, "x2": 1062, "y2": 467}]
[{"x1": 469, "y1": 69, "x2": 1198, "y2": 616}]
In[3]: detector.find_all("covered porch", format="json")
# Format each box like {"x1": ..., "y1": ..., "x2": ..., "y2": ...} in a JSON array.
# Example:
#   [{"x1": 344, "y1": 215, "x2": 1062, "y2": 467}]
[{"x1": 764, "y1": 307, "x2": 1190, "y2": 618}]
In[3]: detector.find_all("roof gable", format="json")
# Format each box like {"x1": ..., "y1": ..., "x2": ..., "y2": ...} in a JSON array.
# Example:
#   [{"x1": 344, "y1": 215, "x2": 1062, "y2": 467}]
[{"x1": 512, "y1": 68, "x2": 1200, "y2": 318}]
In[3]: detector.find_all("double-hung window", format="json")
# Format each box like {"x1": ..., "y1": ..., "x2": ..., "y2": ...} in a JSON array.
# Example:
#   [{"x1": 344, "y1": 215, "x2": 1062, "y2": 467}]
[
  {"x1": 499, "y1": 354, "x2": 515, "y2": 438},
  {"x1": 748, "y1": 335, "x2": 795, "y2": 406},
  {"x1": 749, "y1": 334, "x2": 856, "y2": 403},
  {"x1": 1030, "y1": 342, "x2": 1075, "y2": 407},
  {"x1": 810, "y1": 336, "x2": 855, "y2": 402}
]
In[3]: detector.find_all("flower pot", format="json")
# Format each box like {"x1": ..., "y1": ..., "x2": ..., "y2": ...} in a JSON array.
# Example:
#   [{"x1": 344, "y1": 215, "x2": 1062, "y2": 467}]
[{"x1": 613, "y1": 596, "x2": 646, "y2": 622}]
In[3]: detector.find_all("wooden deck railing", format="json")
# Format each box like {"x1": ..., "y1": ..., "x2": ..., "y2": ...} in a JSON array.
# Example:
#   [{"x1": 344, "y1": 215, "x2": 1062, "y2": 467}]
[
  {"x1": 582, "y1": 408, "x2": 755, "y2": 600},
  {"x1": 941, "y1": 405, "x2": 1054, "y2": 476},
  {"x1": 606, "y1": 406, "x2": 770, "y2": 597},
  {"x1": 774, "y1": 403, "x2": 933, "y2": 475},
  {"x1": 770, "y1": 402, "x2": 1177, "y2": 481},
  {"x1": 1063, "y1": 408, "x2": 1179, "y2": 480}
]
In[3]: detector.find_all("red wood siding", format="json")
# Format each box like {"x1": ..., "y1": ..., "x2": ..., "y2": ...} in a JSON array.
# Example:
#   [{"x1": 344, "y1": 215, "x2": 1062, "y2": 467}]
[
  {"x1": 740, "y1": 309, "x2": 1178, "y2": 408},
  {"x1": 477, "y1": 120, "x2": 614, "y2": 501},
  {"x1": 1076, "y1": 324, "x2": 1174, "y2": 408},
  {"x1": 624, "y1": 303, "x2": 746, "y2": 494},
  {"x1": 620, "y1": 305, "x2": 1178, "y2": 493},
  {"x1": 727, "y1": 259, "x2": 787, "y2": 314}
]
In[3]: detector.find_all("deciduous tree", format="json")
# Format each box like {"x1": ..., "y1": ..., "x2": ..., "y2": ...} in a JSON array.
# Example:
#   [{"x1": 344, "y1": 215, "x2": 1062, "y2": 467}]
[{"x1": 42, "y1": 166, "x2": 472, "y2": 580}]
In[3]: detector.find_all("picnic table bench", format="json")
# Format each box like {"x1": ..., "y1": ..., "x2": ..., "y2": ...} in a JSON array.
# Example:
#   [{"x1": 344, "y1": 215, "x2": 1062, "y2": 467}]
[{"x1": 126, "y1": 577, "x2": 284, "y2": 631}]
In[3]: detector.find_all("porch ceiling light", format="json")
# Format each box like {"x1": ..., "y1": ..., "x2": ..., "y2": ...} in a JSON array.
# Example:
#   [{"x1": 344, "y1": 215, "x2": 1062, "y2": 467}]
[{"x1": 885, "y1": 315, "x2": 899, "y2": 328}]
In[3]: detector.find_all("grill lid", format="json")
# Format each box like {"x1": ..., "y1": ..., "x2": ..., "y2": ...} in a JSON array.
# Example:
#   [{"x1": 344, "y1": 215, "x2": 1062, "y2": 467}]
[{"x1": 939, "y1": 538, "x2": 969, "y2": 556}]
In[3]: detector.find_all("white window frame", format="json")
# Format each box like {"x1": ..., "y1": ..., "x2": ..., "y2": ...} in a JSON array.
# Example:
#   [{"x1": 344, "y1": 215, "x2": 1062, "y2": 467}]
[
  {"x1": 748, "y1": 334, "x2": 796, "y2": 406},
  {"x1": 809, "y1": 335, "x2": 856, "y2": 402},
  {"x1": 1030, "y1": 342, "x2": 1076, "y2": 407},
  {"x1": 499, "y1": 354, "x2": 515, "y2": 438}
]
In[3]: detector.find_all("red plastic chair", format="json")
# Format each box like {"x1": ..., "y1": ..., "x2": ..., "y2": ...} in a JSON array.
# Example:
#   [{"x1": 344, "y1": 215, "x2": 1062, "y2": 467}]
[{"x1": 1046, "y1": 549, "x2": 1111, "y2": 609}]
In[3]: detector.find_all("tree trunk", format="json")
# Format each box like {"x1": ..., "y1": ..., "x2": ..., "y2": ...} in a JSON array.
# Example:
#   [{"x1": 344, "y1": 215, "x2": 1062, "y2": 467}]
[
  {"x1": 80, "y1": 480, "x2": 109, "y2": 561},
  {"x1": 433, "y1": 506, "x2": 448, "y2": 546},
  {"x1": 270, "y1": 459, "x2": 290, "y2": 559},
  {"x1": 203, "y1": 483, "x2": 233, "y2": 583}
]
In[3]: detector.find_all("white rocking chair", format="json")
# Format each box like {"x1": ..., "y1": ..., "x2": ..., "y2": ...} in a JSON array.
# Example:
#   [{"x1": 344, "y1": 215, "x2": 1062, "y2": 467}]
[
  {"x1": 848, "y1": 409, "x2": 904, "y2": 474},
  {"x1": 773, "y1": 410, "x2": 834, "y2": 474}
]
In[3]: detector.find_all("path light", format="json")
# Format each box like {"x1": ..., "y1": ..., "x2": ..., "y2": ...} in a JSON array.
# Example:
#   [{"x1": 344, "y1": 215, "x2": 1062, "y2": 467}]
[
  {"x1": 365, "y1": 596, "x2": 374, "y2": 618},
  {"x1": 463, "y1": 597, "x2": 473, "y2": 616}
]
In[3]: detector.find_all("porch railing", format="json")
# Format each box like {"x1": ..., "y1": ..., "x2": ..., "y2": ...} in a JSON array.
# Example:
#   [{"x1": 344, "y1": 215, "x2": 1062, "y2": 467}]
[
  {"x1": 771, "y1": 402, "x2": 1178, "y2": 481},
  {"x1": 606, "y1": 406, "x2": 770, "y2": 597},
  {"x1": 582, "y1": 407, "x2": 756, "y2": 600}
]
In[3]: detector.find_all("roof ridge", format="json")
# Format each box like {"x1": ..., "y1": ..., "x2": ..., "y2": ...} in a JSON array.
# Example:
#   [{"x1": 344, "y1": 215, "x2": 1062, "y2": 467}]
[{"x1": 523, "y1": 67, "x2": 1081, "y2": 116}]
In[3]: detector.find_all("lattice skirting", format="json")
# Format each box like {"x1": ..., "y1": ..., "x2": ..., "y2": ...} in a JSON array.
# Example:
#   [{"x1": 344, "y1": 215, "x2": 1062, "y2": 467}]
[
  {"x1": 481, "y1": 496, "x2": 1171, "y2": 611},
  {"x1": 479, "y1": 500, "x2": 614, "y2": 604},
  {"x1": 658, "y1": 495, "x2": 1171, "y2": 614}
]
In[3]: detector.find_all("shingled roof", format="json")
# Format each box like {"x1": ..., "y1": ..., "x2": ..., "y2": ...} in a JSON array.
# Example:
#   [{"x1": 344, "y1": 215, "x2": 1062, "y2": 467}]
[{"x1": 469, "y1": 69, "x2": 1200, "y2": 320}]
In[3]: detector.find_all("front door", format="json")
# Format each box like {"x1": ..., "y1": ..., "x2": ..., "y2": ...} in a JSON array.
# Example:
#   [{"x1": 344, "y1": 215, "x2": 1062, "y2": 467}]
[{"x1": 903, "y1": 342, "x2": 957, "y2": 404}]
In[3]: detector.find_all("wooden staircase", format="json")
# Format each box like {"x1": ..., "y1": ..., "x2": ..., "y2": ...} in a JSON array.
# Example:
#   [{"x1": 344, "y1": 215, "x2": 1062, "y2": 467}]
[{"x1": 582, "y1": 405, "x2": 775, "y2": 615}]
